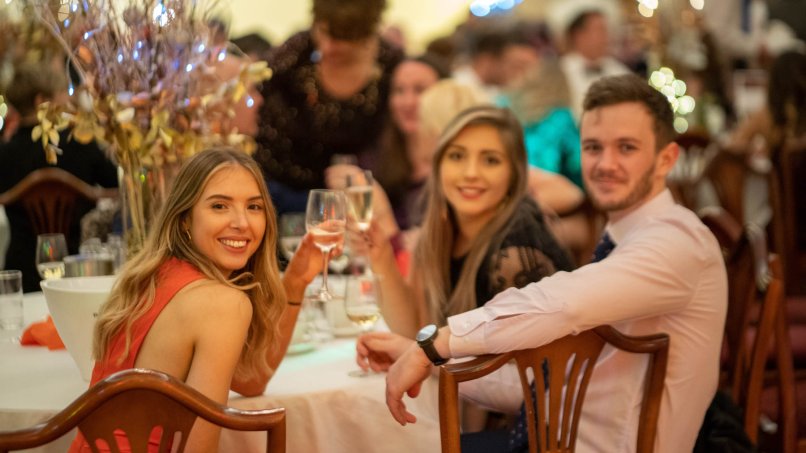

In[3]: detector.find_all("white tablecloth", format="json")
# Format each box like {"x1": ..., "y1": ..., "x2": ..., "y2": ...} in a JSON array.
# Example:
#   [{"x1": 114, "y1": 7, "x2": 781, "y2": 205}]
[{"x1": 0, "y1": 293, "x2": 440, "y2": 453}]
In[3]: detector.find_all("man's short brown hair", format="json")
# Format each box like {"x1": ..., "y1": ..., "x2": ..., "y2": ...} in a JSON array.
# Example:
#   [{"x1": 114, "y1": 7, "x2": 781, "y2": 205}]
[
  {"x1": 5, "y1": 61, "x2": 67, "y2": 117},
  {"x1": 583, "y1": 73, "x2": 677, "y2": 149},
  {"x1": 312, "y1": 0, "x2": 386, "y2": 41}
]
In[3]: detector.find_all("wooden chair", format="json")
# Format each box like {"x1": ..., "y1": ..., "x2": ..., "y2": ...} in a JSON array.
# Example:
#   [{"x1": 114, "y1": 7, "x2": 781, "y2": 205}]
[
  {"x1": 0, "y1": 368, "x2": 286, "y2": 453},
  {"x1": 768, "y1": 137, "x2": 806, "y2": 296},
  {"x1": 438, "y1": 325, "x2": 669, "y2": 453},
  {"x1": 699, "y1": 207, "x2": 796, "y2": 452},
  {"x1": 700, "y1": 148, "x2": 761, "y2": 225},
  {"x1": 699, "y1": 207, "x2": 759, "y2": 390},
  {"x1": 0, "y1": 167, "x2": 117, "y2": 237}
]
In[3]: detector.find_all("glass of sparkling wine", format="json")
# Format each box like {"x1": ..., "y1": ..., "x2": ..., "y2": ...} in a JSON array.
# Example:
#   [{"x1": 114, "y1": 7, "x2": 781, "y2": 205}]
[
  {"x1": 305, "y1": 190, "x2": 347, "y2": 302},
  {"x1": 346, "y1": 170, "x2": 373, "y2": 274},
  {"x1": 36, "y1": 233, "x2": 68, "y2": 280},
  {"x1": 344, "y1": 274, "x2": 381, "y2": 377},
  {"x1": 346, "y1": 170, "x2": 373, "y2": 231}
]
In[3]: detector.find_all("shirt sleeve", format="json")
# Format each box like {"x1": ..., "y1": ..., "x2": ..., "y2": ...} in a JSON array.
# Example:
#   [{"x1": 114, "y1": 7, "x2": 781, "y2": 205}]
[{"x1": 448, "y1": 217, "x2": 708, "y2": 357}]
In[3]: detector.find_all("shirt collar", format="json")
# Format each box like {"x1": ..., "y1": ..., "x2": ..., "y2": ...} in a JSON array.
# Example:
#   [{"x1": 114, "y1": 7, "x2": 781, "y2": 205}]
[{"x1": 605, "y1": 189, "x2": 676, "y2": 244}]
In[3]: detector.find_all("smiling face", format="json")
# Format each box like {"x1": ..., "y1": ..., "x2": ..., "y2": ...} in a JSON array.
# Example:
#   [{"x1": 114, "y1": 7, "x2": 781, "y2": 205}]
[
  {"x1": 439, "y1": 123, "x2": 512, "y2": 228},
  {"x1": 581, "y1": 102, "x2": 677, "y2": 221},
  {"x1": 389, "y1": 60, "x2": 441, "y2": 136},
  {"x1": 187, "y1": 165, "x2": 267, "y2": 275}
]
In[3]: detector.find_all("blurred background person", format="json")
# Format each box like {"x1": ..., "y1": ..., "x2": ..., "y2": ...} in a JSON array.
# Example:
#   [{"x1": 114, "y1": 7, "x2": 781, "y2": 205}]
[
  {"x1": 366, "y1": 54, "x2": 449, "y2": 232},
  {"x1": 254, "y1": 0, "x2": 403, "y2": 216},
  {"x1": 0, "y1": 62, "x2": 118, "y2": 292},
  {"x1": 500, "y1": 28, "x2": 583, "y2": 190},
  {"x1": 451, "y1": 23, "x2": 511, "y2": 99},
  {"x1": 231, "y1": 32, "x2": 273, "y2": 62},
  {"x1": 559, "y1": 9, "x2": 630, "y2": 120}
]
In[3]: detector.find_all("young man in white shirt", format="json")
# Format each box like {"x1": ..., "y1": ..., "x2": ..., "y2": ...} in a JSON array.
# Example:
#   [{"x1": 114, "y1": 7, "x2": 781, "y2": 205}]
[{"x1": 356, "y1": 73, "x2": 728, "y2": 453}]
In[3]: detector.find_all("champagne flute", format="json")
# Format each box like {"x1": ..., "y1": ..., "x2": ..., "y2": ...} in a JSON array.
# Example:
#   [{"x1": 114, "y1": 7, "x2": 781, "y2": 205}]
[
  {"x1": 346, "y1": 170, "x2": 373, "y2": 275},
  {"x1": 305, "y1": 190, "x2": 346, "y2": 302},
  {"x1": 344, "y1": 274, "x2": 381, "y2": 377},
  {"x1": 345, "y1": 170, "x2": 374, "y2": 231},
  {"x1": 36, "y1": 234, "x2": 68, "y2": 280}
]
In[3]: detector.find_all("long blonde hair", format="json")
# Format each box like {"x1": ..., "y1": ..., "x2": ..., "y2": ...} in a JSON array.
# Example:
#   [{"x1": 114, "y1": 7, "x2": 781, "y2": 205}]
[
  {"x1": 93, "y1": 148, "x2": 285, "y2": 379},
  {"x1": 414, "y1": 106, "x2": 529, "y2": 325}
]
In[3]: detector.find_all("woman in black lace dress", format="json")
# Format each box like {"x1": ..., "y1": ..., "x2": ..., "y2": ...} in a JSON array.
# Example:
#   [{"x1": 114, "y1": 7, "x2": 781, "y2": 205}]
[
  {"x1": 254, "y1": 0, "x2": 403, "y2": 215},
  {"x1": 357, "y1": 106, "x2": 573, "y2": 338}
]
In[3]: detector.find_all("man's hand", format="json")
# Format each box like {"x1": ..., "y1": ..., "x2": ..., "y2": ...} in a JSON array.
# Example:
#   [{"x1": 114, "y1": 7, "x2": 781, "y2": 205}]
[
  {"x1": 355, "y1": 331, "x2": 413, "y2": 372},
  {"x1": 384, "y1": 342, "x2": 433, "y2": 426}
]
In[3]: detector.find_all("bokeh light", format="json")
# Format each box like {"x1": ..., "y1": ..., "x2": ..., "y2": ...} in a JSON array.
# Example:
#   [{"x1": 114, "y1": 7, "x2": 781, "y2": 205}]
[
  {"x1": 648, "y1": 68, "x2": 696, "y2": 133},
  {"x1": 469, "y1": 0, "x2": 523, "y2": 17}
]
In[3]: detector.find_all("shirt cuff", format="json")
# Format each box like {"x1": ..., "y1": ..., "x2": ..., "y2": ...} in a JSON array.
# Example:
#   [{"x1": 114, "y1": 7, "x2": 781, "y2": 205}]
[{"x1": 447, "y1": 311, "x2": 489, "y2": 357}]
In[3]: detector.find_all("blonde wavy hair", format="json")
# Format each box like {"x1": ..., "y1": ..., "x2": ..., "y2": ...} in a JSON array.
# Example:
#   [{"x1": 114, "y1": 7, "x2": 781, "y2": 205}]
[
  {"x1": 93, "y1": 148, "x2": 285, "y2": 379},
  {"x1": 413, "y1": 106, "x2": 529, "y2": 325}
]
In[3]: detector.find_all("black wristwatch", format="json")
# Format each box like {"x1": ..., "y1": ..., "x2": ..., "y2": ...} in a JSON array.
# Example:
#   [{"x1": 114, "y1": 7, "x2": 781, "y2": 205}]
[{"x1": 416, "y1": 324, "x2": 448, "y2": 366}]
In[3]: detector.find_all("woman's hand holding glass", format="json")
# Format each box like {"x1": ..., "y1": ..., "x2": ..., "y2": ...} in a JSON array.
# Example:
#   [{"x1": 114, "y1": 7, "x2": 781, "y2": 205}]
[{"x1": 282, "y1": 233, "x2": 342, "y2": 298}]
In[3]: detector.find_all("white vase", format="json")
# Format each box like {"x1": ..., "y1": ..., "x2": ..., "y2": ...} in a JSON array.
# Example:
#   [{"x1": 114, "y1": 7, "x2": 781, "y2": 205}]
[{"x1": 40, "y1": 276, "x2": 116, "y2": 381}]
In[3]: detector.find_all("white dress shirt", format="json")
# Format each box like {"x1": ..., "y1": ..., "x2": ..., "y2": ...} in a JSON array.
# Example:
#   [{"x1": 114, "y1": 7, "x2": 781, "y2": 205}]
[
  {"x1": 448, "y1": 189, "x2": 727, "y2": 453},
  {"x1": 560, "y1": 52, "x2": 630, "y2": 121}
]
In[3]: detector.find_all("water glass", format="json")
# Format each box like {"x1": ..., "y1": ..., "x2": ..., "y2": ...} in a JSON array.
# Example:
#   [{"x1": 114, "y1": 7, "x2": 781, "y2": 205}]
[
  {"x1": 279, "y1": 213, "x2": 306, "y2": 261},
  {"x1": 0, "y1": 270, "x2": 23, "y2": 342}
]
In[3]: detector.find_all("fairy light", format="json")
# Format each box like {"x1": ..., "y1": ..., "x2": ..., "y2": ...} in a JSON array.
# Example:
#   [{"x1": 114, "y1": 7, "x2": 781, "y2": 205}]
[
  {"x1": 469, "y1": 0, "x2": 523, "y2": 17},
  {"x1": 648, "y1": 67, "x2": 696, "y2": 133}
]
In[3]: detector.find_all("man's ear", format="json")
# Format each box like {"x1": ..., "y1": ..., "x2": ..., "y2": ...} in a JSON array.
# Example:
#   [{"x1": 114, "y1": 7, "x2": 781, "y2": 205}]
[{"x1": 656, "y1": 141, "x2": 679, "y2": 177}]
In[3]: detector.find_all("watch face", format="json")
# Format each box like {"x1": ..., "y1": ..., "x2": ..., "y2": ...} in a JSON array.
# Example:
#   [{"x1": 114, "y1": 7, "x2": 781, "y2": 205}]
[{"x1": 416, "y1": 324, "x2": 438, "y2": 342}]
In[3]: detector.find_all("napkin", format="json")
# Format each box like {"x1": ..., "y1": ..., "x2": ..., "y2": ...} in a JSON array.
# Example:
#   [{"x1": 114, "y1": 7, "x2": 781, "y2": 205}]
[{"x1": 20, "y1": 316, "x2": 66, "y2": 350}]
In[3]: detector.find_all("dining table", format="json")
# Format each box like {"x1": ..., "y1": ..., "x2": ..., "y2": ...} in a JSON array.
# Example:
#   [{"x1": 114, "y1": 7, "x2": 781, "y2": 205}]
[{"x1": 0, "y1": 292, "x2": 441, "y2": 453}]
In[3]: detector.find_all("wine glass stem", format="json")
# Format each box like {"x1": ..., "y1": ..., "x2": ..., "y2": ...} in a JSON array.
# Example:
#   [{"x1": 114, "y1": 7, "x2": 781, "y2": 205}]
[{"x1": 319, "y1": 249, "x2": 331, "y2": 298}]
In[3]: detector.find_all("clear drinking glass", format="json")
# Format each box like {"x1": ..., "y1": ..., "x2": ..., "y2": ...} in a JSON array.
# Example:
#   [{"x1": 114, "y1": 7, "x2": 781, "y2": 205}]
[
  {"x1": 345, "y1": 274, "x2": 381, "y2": 377},
  {"x1": 346, "y1": 170, "x2": 374, "y2": 274},
  {"x1": 345, "y1": 170, "x2": 374, "y2": 232},
  {"x1": 279, "y1": 212, "x2": 307, "y2": 261},
  {"x1": 36, "y1": 233, "x2": 68, "y2": 280},
  {"x1": 0, "y1": 270, "x2": 23, "y2": 343},
  {"x1": 305, "y1": 190, "x2": 346, "y2": 302}
]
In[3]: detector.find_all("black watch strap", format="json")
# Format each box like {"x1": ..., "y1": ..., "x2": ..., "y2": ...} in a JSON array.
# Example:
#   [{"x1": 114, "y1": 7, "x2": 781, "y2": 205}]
[{"x1": 416, "y1": 324, "x2": 448, "y2": 366}]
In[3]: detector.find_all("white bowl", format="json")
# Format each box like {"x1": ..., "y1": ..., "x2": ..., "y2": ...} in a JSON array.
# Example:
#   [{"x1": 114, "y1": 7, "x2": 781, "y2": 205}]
[{"x1": 40, "y1": 276, "x2": 116, "y2": 381}]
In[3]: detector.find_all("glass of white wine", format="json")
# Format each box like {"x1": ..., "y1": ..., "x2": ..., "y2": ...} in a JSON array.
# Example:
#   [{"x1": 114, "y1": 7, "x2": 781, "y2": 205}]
[
  {"x1": 344, "y1": 274, "x2": 381, "y2": 377},
  {"x1": 36, "y1": 233, "x2": 68, "y2": 280},
  {"x1": 305, "y1": 189, "x2": 347, "y2": 302}
]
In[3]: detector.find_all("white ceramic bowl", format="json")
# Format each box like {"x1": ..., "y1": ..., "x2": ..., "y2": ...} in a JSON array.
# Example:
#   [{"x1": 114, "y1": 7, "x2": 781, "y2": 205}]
[{"x1": 40, "y1": 276, "x2": 116, "y2": 381}]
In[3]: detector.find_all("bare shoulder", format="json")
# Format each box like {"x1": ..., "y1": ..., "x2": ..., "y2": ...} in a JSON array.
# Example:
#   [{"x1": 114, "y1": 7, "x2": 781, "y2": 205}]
[{"x1": 171, "y1": 279, "x2": 253, "y2": 325}]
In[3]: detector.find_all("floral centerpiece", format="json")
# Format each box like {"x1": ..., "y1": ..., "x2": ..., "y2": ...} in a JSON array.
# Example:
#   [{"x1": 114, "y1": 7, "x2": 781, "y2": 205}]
[{"x1": 25, "y1": 0, "x2": 271, "y2": 253}]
